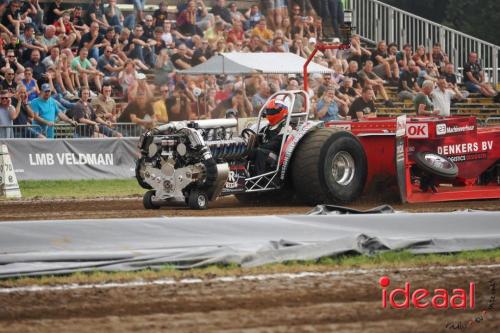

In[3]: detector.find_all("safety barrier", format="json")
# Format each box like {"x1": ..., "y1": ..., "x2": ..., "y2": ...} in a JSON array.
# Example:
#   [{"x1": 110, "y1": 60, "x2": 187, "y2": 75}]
[
  {"x1": 0, "y1": 123, "x2": 146, "y2": 139},
  {"x1": 347, "y1": 0, "x2": 500, "y2": 85}
]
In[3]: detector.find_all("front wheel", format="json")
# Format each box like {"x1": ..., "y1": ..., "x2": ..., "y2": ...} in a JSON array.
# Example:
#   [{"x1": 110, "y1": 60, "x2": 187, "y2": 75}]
[
  {"x1": 188, "y1": 189, "x2": 209, "y2": 210},
  {"x1": 292, "y1": 128, "x2": 368, "y2": 205},
  {"x1": 143, "y1": 190, "x2": 160, "y2": 210}
]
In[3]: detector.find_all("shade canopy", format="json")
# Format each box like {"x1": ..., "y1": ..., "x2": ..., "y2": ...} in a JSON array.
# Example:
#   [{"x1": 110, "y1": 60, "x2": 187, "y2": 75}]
[{"x1": 180, "y1": 52, "x2": 333, "y2": 75}]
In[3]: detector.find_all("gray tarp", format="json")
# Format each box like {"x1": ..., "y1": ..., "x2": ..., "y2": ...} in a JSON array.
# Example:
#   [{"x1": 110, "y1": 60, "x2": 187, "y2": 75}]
[
  {"x1": 180, "y1": 53, "x2": 334, "y2": 75},
  {"x1": 1, "y1": 209, "x2": 500, "y2": 278},
  {"x1": 0, "y1": 138, "x2": 139, "y2": 180}
]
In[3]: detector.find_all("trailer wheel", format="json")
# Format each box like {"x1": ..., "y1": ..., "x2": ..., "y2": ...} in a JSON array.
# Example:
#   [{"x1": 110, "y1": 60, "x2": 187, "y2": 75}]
[
  {"x1": 414, "y1": 152, "x2": 458, "y2": 179},
  {"x1": 291, "y1": 128, "x2": 367, "y2": 205},
  {"x1": 143, "y1": 190, "x2": 160, "y2": 210},
  {"x1": 188, "y1": 189, "x2": 209, "y2": 210},
  {"x1": 136, "y1": 157, "x2": 153, "y2": 190}
]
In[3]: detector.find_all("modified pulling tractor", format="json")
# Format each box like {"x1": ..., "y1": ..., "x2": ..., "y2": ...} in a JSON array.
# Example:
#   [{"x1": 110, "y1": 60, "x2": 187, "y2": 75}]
[
  {"x1": 135, "y1": 88, "x2": 500, "y2": 210},
  {"x1": 135, "y1": 17, "x2": 500, "y2": 209}
]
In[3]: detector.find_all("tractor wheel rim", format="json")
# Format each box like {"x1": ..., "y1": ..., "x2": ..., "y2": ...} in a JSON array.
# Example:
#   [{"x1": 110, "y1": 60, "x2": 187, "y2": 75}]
[
  {"x1": 198, "y1": 195, "x2": 206, "y2": 207},
  {"x1": 424, "y1": 153, "x2": 454, "y2": 170},
  {"x1": 331, "y1": 151, "x2": 355, "y2": 186}
]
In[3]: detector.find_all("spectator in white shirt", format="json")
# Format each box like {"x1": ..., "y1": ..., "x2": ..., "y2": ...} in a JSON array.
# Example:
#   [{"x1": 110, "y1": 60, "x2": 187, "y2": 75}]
[{"x1": 431, "y1": 76, "x2": 463, "y2": 117}]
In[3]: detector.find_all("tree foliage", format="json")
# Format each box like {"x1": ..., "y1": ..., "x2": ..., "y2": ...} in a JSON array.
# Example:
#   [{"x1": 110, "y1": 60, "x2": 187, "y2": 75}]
[{"x1": 381, "y1": 0, "x2": 500, "y2": 45}]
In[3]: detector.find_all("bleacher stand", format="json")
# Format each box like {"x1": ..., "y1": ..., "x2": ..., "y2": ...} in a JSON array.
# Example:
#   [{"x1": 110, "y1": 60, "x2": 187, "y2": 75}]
[{"x1": 0, "y1": 0, "x2": 499, "y2": 139}]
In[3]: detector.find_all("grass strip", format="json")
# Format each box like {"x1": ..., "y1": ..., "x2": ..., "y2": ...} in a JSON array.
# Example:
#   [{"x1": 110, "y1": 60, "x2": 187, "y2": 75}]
[
  {"x1": 2, "y1": 249, "x2": 499, "y2": 288},
  {"x1": 13, "y1": 179, "x2": 144, "y2": 199}
]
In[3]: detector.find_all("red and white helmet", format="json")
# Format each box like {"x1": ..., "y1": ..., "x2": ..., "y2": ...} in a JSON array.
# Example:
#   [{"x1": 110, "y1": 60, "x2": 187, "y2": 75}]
[{"x1": 265, "y1": 99, "x2": 288, "y2": 126}]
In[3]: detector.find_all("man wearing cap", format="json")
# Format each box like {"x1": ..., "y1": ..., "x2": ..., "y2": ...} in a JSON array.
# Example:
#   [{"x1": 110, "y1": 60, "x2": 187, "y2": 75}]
[
  {"x1": 30, "y1": 83, "x2": 77, "y2": 138},
  {"x1": 127, "y1": 72, "x2": 153, "y2": 102}
]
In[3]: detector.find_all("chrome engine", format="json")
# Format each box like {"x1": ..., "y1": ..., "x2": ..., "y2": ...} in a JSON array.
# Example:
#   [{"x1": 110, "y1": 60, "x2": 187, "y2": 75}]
[{"x1": 136, "y1": 119, "x2": 250, "y2": 204}]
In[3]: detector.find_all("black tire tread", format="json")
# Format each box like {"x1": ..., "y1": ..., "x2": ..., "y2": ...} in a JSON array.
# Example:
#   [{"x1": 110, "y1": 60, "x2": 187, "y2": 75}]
[
  {"x1": 291, "y1": 128, "x2": 341, "y2": 204},
  {"x1": 143, "y1": 190, "x2": 160, "y2": 210},
  {"x1": 291, "y1": 127, "x2": 367, "y2": 205},
  {"x1": 188, "y1": 189, "x2": 208, "y2": 210}
]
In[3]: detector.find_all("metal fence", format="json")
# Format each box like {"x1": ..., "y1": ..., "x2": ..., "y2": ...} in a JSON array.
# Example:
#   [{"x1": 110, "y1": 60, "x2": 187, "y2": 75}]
[
  {"x1": 346, "y1": 0, "x2": 500, "y2": 85},
  {"x1": 0, "y1": 123, "x2": 145, "y2": 139}
]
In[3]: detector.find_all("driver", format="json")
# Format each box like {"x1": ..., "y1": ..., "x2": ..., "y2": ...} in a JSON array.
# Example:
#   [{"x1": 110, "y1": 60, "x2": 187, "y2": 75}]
[{"x1": 250, "y1": 98, "x2": 289, "y2": 175}]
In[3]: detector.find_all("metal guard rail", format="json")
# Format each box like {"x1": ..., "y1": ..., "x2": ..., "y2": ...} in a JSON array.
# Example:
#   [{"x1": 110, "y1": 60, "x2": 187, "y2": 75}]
[
  {"x1": 0, "y1": 123, "x2": 147, "y2": 139},
  {"x1": 346, "y1": 0, "x2": 500, "y2": 85}
]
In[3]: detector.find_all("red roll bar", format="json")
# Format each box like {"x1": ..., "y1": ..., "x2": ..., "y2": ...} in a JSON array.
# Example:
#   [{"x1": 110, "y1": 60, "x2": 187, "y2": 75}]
[{"x1": 303, "y1": 42, "x2": 352, "y2": 92}]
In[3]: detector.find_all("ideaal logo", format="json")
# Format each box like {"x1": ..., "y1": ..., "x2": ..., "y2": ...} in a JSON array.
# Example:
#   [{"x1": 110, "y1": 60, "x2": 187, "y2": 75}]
[
  {"x1": 446, "y1": 279, "x2": 496, "y2": 330},
  {"x1": 379, "y1": 277, "x2": 497, "y2": 330},
  {"x1": 379, "y1": 276, "x2": 475, "y2": 309}
]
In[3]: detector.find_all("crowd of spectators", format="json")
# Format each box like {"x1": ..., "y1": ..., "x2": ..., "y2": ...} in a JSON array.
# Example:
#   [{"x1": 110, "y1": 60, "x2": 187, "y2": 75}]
[{"x1": 0, "y1": 0, "x2": 498, "y2": 139}]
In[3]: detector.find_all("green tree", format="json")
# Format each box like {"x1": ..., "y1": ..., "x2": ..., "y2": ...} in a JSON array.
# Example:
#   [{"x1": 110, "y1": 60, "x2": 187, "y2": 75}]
[{"x1": 380, "y1": 0, "x2": 500, "y2": 45}]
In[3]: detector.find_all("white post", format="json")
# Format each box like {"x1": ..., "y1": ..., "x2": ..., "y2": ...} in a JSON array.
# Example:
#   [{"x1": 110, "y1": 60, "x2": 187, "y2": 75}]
[
  {"x1": 0, "y1": 144, "x2": 22, "y2": 198},
  {"x1": 493, "y1": 47, "x2": 499, "y2": 86},
  {"x1": 388, "y1": 8, "x2": 394, "y2": 43}
]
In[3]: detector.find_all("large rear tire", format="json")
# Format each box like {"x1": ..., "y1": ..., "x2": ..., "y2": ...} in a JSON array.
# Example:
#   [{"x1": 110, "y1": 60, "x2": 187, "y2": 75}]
[{"x1": 291, "y1": 128, "x2": 367, "y2": 205}]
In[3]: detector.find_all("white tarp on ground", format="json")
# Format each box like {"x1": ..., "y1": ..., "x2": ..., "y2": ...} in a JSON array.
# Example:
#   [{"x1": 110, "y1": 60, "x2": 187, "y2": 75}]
[
  {"x1": 180, "y1": 53, "x2": 333, "y2": 75},
  {"x1": 0, "y1": 207, "x2": 499, "y2": 278}
]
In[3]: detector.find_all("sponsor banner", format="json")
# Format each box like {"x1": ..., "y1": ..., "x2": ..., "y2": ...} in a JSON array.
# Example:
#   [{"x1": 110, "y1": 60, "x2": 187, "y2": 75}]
[
  {"x1": 0, "y1": 138, "x2": 140, "y2": 180},
  {"x1": 222, "y1": 165, "x2": 247, "y2": 194},
  {"x1": 406, "y1": 123, "x2": 428, "y2": 138},
  {"x1": 437, "y1": 141, "x2": 494, "y2": 156},
  {"x1": 435, "y1": 118, "x2": 476, "y2": 136}
]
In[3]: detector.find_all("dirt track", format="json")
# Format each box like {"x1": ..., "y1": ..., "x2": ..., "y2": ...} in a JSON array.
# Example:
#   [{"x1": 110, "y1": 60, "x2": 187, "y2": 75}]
[
  {"x1": 0, "y1": 196, "x2": 499, "y2": 221},
  {"x1": 0, "y1": 197, "x2": 499, "y2": 332},
  {"x1": 0, "y1": 265, "x2": 498, "y2": 332}
]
